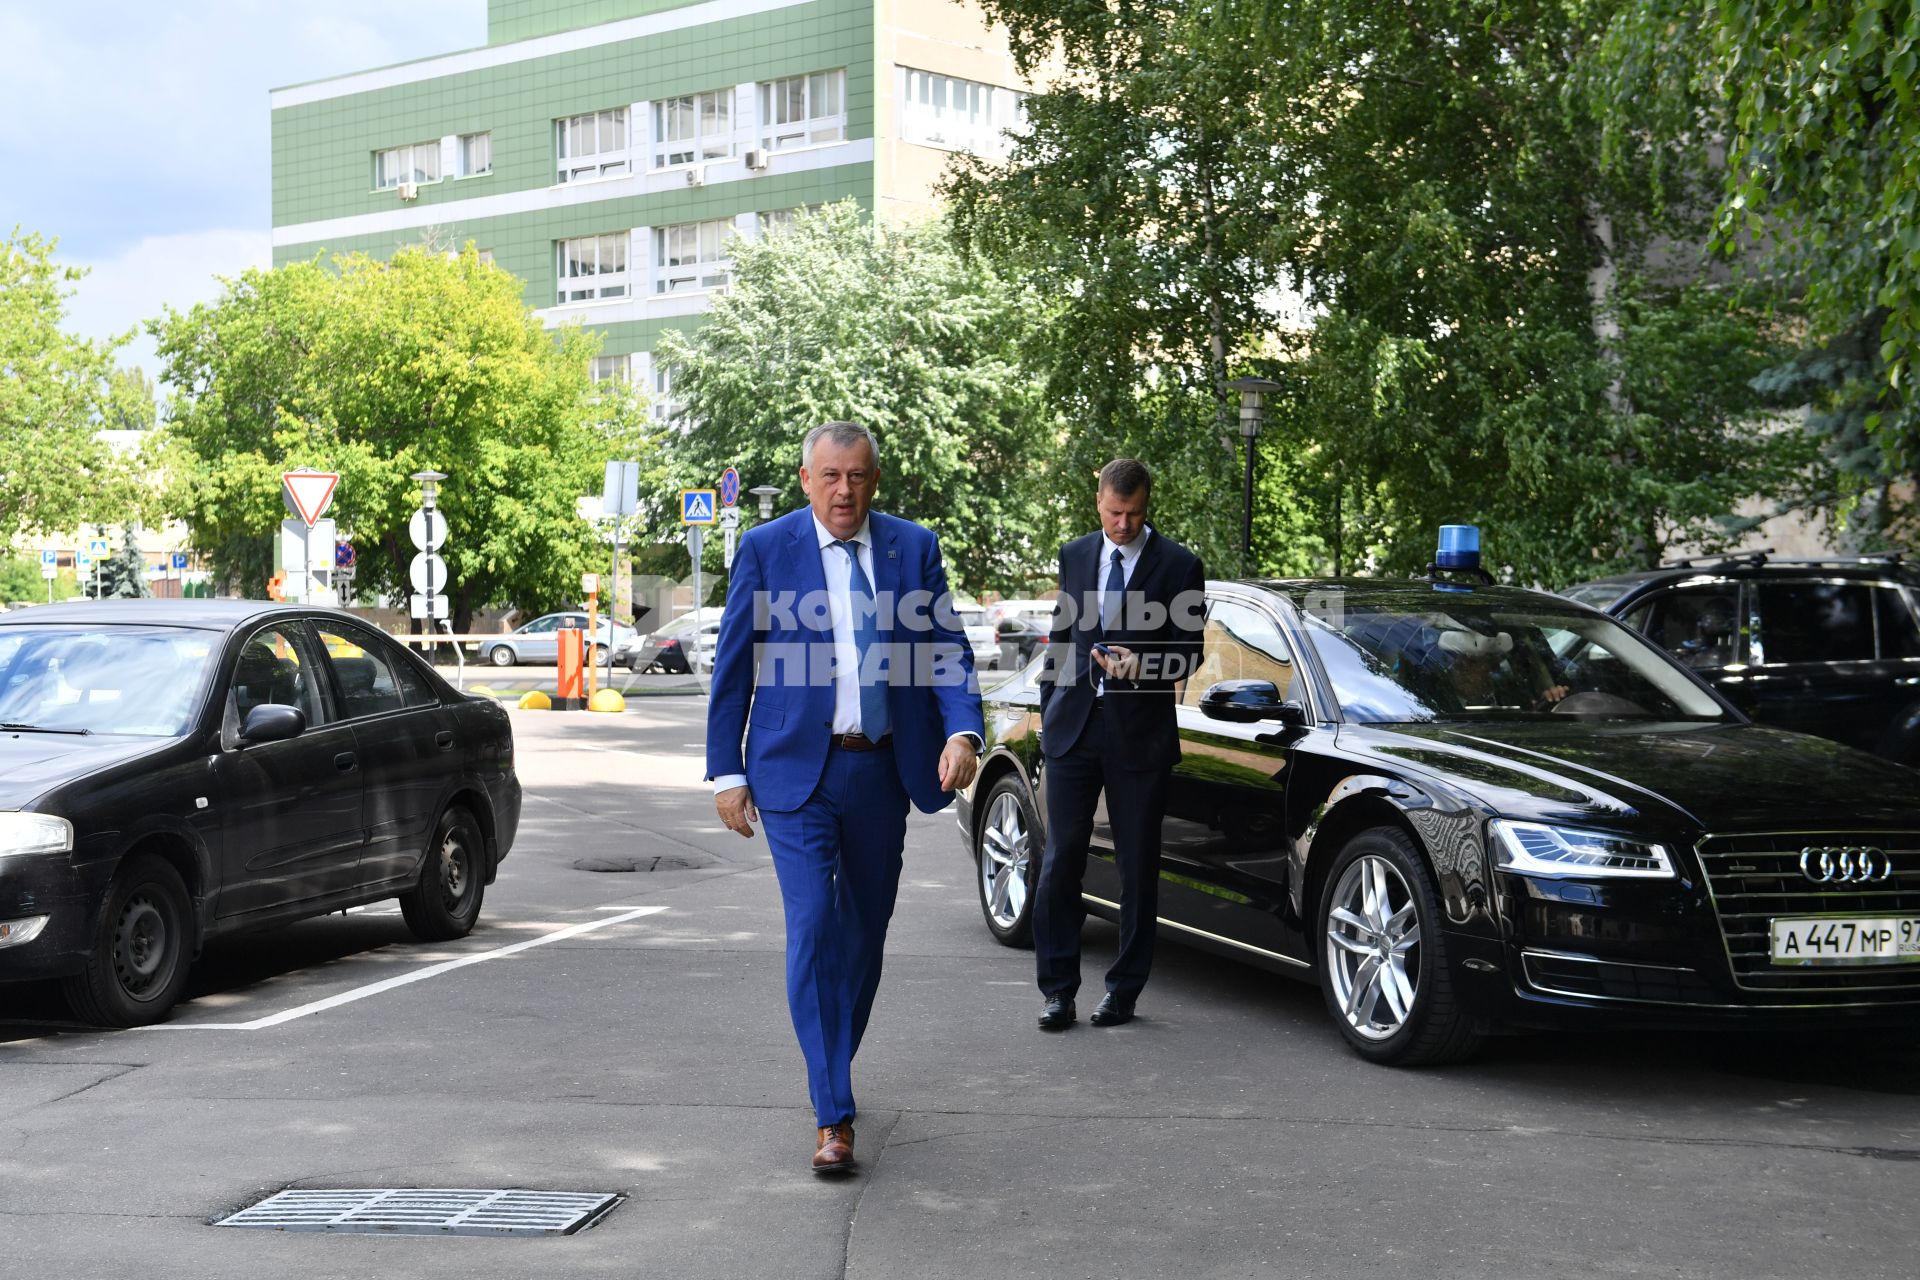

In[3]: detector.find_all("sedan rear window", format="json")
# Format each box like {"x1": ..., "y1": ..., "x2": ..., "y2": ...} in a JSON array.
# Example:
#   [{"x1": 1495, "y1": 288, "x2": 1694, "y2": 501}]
[{"x1": 0, "y1": 626, "x2": 217, "y2": 736}]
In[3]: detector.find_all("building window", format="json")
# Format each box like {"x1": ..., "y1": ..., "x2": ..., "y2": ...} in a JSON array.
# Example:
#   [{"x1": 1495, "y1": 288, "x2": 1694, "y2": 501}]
[
  {"x1": 374, "y1": 141, "x2": 441, "y2": 190},
  {"x1": 556, "y1": 234, "x2": 629, "y2": 303},
  {"x1": 556, "y1": 108, "x2": 629, "y2": 183},
  {"x1": 458, "y1": 132, "x2": 492, "y2": 177},
  {"x1": 759, "y1": 70, "x2": 845, "y2": 152},
  {"x1": 654, "y1": 90, "x2": 733, "y2": 168},
  {"x1": 476, "y1": 248, "x2": 495, "y2": 265},
  {"x1": 650, "y1": 360, "x2": 683, "y2": 424},
  {"x1": 590, "y1": 355, "x2": 630, "y2": 384},
  {"x1": 898, "y1": 68, "x2": 1026, "y2": 157},
  {"x1": 654, "y1": 220, "x2": 734, "y2": 294}
]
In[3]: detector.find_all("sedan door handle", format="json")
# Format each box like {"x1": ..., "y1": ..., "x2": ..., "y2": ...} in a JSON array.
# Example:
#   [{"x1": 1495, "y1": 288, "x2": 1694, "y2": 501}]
[
  {"x1": 334, "y1": 752, "x2": 358, "y2": 773},
  {"x1": 435, "y1": 731, "x2": 454, "y2": 751}
]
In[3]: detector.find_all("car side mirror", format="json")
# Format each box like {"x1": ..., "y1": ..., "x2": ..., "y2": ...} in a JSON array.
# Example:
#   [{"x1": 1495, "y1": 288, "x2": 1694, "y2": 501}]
[
  {"x1": 1199, "y1": 680, "x2": 1307, "y2": 726},
  {"x1": 240, "y1": 703, "x2": 305, "y2": 745}
]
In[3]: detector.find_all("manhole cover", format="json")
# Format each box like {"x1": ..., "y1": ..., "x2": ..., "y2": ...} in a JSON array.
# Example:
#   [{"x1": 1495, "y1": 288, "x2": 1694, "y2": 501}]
[
  {"x1": 216, "y1": 1188, "x2": 621, "y2": 1236},
  {"x1": 573, "y1": 855, "x2": 712, "y2": 872}
]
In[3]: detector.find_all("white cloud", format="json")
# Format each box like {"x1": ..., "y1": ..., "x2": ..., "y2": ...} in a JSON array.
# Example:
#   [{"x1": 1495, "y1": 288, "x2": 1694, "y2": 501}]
[{"x1": 64, "y1": 229, "x2": 273, "y2": 380}]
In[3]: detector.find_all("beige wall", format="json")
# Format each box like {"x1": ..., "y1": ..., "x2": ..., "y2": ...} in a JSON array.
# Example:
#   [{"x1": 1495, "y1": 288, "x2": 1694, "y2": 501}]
[{"x1": 874, "y1": 0, "x2": 1038, "y2": 222}]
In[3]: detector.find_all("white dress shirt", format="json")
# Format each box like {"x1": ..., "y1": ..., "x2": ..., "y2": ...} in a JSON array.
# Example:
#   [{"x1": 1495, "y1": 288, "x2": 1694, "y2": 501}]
[
  {"x1": 1096, "y1": 526, "x2": 1151, "y2": 696},
  {"x1": 712, "y1": 513, "x2": 981, "y2": 794}
]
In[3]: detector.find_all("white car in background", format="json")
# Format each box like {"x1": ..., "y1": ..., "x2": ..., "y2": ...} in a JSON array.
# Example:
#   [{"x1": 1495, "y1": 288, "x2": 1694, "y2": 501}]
[{"x1": 953, "y1": 601, "x2": 1000, "y2": 671}]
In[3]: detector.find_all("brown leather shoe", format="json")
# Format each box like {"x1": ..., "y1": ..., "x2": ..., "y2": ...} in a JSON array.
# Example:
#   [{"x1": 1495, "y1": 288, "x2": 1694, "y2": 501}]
[{"x1": 812, "y1": 1123, "x2": 856, "y2": 1175}]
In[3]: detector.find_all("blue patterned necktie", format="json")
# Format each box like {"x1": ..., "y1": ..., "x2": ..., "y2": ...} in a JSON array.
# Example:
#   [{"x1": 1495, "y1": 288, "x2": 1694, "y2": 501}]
[
  {"x1": 1100, "y1": 547, "x2": 1125, "y2": 634},
  {"x1": 833, "y1": 540, "x2": 889, "y2": 739}
]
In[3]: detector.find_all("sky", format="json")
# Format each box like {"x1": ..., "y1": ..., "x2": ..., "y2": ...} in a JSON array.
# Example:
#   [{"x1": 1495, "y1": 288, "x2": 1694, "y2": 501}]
[{"x1": 0, "y1": 1, "x2": 487, "y2": 381}]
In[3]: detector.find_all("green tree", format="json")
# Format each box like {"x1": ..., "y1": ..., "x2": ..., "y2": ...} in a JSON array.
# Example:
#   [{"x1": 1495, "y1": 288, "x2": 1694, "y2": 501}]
[
  {"x1": 101, "y1": 366, "x2": 157, "y2": 433},
  {"x1": 654, "y1": 203, "x2": 1067, "y2": 594},
  {"x1": 96, "y1": 526, "x2": 151, "y2": 599},
  {"x1": 0, "y1": 227, "x2": 128, "y2": 539},
  {"x1": 1593, "y1": 0, "x2": 1920, "y2": 546},
  {"x1": 954, "y1": 0, "x2": 1811, "y2": 584},
  {"x1": 151, "y1": 246, "x2": 653, "y2": 629}
]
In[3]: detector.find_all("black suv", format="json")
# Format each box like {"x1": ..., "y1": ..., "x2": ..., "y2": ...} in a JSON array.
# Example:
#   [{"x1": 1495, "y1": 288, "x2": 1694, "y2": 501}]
[{"x1": 1567, "y1": 552, "x2": 1920, "y2": 764}]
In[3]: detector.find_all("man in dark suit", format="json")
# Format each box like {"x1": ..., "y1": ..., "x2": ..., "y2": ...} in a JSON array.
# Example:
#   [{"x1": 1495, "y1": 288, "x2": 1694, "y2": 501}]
[
  {"x1": 1033, "y1": 458, "x2": 1206, "y2": 1030},
  {"x1": 707, "y1": 421, "x2": 984, "y2": 1175}
]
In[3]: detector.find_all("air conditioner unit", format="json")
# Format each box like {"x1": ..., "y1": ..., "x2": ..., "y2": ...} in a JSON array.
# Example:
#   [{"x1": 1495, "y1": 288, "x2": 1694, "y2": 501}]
[
  {"x1": 684, "y1": 165, "x2": 705, "y2": 188},
  {"x1": 744, "y1": 148, "x2": 770, "y2": 172},
  {"x1": 397, "y1": 181, "x2": 419, "y2": 201}
]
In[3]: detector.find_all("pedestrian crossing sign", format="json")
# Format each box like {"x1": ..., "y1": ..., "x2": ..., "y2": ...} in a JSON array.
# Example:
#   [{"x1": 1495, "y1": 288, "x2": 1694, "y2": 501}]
[{"x1": 681, "y1": 489, "x2": 718, "y2": 525}]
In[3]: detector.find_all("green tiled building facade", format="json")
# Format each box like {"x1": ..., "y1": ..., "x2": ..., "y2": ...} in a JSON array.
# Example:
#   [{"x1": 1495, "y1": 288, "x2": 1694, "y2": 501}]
[{"x1": 271, "y1": 0, "x2": 1030, "y2": 402}]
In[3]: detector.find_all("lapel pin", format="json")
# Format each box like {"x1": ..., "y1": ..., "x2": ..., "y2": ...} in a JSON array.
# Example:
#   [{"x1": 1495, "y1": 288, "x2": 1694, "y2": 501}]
[{"x1": 888, "y1": 549, "x2": 898, "y2": 559}]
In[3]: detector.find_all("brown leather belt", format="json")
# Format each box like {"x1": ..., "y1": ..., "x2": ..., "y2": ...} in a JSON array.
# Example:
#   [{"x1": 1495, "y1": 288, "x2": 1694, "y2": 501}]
[{"x1": 829, "y1": 732, "x2": 893, "y2": 752}]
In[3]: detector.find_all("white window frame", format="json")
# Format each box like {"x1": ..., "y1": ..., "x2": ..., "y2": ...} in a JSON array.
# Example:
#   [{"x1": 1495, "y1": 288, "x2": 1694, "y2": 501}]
[
  {"x1": 457, "y1": 131, "x2": 492, "y2": 178},
  {"x1": 653, "y1": 89, "x2": 734, "y2": 169},
  {"x1": 653, "y1": 220, "x2": 735, "y2": 295},
  {"x1": 590, "y1": 354, "x2": 631, "y2": 384},
  {"x1": 897, "y1": 67, "x2": 1026, "y2": 157},
  {"x1": 758, "y1": 69, "x2": 846, "y2": 152},
  {"x1": 556, "y1": 108, "x2": 630, "y2": 183},
  {"x1": 555, "y1": 233, "x2": 630, "y2": 304},
  {"x1": 374, "y1": 140, "x2": 443, "y2": 190}
]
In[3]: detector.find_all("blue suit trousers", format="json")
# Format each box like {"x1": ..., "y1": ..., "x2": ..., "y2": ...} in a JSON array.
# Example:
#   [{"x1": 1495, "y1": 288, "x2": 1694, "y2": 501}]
[{"x1": 759, "y1": 743, "x2": 911, "y2": 1127}]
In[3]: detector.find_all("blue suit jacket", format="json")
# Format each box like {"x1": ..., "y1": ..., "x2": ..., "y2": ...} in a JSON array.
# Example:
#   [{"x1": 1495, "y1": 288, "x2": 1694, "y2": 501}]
[{"x1": 705, "y1": 508, "x2": 985, "y2": 814}]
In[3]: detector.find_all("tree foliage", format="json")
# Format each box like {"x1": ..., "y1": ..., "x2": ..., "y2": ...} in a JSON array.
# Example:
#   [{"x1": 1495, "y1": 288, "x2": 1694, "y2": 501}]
[
  {"x1": 0, "y1": 227, "x2": 129, "y2": 540},
  {"x1": 151, "y1": 246, "x2": 652, "y2": 628},
  {"x1": 948, "y1": 0, "x2": 1815, "y2": 585},
  {"x1": 97, "y1": 526, "x2": 151, "y2": 599},
  {"x1": 655, "y1": 203, "x2": 1068, "y2": 594}
]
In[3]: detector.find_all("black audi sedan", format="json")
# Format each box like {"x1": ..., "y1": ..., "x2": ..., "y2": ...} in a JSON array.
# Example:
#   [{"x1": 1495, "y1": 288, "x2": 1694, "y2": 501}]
[
  {"x1": 0, "y1": 600, "x2": 521, "y2": 1027},
  {"x1": 958, "y1": 571, "x2": 1920, "y2": 1065}
]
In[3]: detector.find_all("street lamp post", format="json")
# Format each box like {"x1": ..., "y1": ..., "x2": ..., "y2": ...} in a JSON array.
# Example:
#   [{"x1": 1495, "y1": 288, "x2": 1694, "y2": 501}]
[
  {"x1": 749, "y1": 484, "x2": 781, "y2": 522},
  {"x1": 1226, "y1": 377, "x2": 1280, "y2": 577}
]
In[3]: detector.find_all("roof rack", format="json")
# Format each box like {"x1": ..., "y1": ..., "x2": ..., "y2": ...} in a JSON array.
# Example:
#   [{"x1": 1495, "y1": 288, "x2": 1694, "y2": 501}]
[
  {"x1": 1662, "y1": 548, "x2": 1772, "y2": 570},
  {"x1": 1768, "y1": 553, "x2": 1908, "y2": 569}
]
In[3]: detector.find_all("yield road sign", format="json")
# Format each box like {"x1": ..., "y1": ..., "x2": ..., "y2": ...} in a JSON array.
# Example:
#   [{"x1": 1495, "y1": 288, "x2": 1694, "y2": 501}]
[
  {"x1": 408, "y1": 508, "x2": 447, "y2": 551},
  {"x1": 409, "y1": 552, "x2": 448, "y2": 594},
  {"x1": 719, "y1": 467, "x2": 740, "y2": 507},
  {"x1": 282, "y1": 470, "x2": 339, "y2": 527},
  {"x1": 681, "y1": 489, "x2": 717, "y2": 525}
]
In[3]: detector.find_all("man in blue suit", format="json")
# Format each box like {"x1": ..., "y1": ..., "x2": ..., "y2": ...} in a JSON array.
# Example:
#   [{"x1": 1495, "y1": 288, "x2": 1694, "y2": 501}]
[{"x1": 707, "y1": 421, "x2": 984, "y2": 1175}]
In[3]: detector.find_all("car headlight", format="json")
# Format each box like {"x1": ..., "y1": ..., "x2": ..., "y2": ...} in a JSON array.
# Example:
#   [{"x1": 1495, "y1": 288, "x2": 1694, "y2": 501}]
[
  {"x1": 0, "y1": 812, "x2": 75, "y2": 860},
  {"x1": 1488, "y1": 819, "x2": 1674, "y2": 879}
]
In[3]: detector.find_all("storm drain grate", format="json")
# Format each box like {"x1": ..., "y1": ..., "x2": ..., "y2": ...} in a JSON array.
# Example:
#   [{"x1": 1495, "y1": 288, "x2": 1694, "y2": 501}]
[{"x1": 216, "y1": 1188, "x2": 622, "y2": 1236}]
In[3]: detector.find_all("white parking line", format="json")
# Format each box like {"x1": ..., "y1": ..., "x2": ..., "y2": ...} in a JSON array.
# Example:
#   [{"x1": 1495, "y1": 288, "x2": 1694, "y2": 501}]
[{"x1": 144, "y1": 906, "x2": 668, "y2": 1032}]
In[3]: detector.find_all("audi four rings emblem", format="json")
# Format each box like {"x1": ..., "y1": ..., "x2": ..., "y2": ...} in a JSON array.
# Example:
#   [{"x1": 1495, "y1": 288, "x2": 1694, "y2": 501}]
[{"x1": 1799, "y1": 846, "x2": 1893, "y2": 883}]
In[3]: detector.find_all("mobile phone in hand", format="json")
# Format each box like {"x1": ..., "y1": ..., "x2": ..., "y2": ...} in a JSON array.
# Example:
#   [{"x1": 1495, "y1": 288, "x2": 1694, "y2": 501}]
[{"x1": 1092, "y1": 642, "x2": 1114, "y2": 657}]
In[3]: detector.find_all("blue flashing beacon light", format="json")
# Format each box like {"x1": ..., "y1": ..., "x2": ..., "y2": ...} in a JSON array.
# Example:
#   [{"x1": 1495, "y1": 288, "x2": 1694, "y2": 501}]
[{"x1": 1435, "y1": 524, "x2": 1481, "y2": 572}]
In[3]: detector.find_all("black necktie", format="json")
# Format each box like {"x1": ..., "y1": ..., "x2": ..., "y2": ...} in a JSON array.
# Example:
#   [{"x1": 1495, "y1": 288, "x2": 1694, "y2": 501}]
[{"x1": 1100, "y1": 548, "x2": 1124, "y2": 635}]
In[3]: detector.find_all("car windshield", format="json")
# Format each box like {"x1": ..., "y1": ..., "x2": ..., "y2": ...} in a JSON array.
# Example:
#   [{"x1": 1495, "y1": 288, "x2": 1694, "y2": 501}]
[
  {"x1": 1298, "y1": 597, "x2": 1733, "y2": 724},
  {"x1": 0, "y1": 625, "x2": 218, "y2": 736},
  {"x1": 1560, "y1": 581, "x2": 1636, "y2": 609}
]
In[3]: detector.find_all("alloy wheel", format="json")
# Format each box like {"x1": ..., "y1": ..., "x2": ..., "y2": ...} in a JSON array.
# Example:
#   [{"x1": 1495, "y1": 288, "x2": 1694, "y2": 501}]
[
  {"x1": 980, "y1": 790, "x2": 1031, "y2": 930},
  {"x1": 1324, "y1": 854, "x2": 1423, "y2": 1042}
]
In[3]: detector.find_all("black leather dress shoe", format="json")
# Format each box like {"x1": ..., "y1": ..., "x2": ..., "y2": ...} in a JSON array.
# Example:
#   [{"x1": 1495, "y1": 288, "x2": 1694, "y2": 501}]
[
  {"x1": 1037, "y1": 995, "x2": 1076, "y2": 1031},
  {"x1": 1090, "y1": 994, "x2": 1135, "y2": 1026}
]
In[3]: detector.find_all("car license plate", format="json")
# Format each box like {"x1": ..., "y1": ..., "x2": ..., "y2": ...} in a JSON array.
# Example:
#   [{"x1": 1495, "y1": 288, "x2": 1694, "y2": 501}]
[{"x1": 1769, "y1": 917, "x2": 1920, "y2": 966}]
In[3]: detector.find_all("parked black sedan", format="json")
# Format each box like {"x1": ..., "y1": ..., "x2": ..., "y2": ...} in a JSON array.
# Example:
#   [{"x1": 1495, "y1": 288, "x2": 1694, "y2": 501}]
[
  {"x1": 0, "y1": 600, "x2": 521, "y2": 1026},
  {"x1": 959, "y1": 576, "x2": 1920, "y2": 1065}
]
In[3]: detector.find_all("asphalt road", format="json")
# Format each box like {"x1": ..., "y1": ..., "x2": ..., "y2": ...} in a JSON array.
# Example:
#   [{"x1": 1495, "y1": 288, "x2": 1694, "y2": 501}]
[{"x1": 4, "y1": 702, "x2": 1919, "y2": 1279}]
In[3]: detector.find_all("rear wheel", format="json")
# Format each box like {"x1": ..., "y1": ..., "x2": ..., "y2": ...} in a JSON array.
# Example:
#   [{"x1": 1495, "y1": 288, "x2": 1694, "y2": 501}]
[
  {"x1": 488, "y1": 646, "x2": 516, "y2": 668},
  {"x1": 975, "y1": 776, "x2": 1039, "y2": 947},
  {"x1": 62, "y1": 854, "x2": 194, "y2": 1027},
  {"x1": 1317, "y1": 827, "x2": 1483, "y2": 1066},
  {"x1": 400, "y1": 807, "x2": 486, "y2": 941}
]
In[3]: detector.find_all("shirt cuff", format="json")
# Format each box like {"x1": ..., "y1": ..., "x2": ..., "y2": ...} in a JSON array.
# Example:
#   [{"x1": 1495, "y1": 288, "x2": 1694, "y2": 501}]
[
  {"x1": 947, "y1": 732, "x2": 984, "y2": 754},
  {"x1": 712, "y1": 774, "x2": 748, "y2": 794}
]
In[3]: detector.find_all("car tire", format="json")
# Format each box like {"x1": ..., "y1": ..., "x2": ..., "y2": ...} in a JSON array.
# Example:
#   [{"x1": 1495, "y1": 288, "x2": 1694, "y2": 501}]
[
  {"x1": 975, "y1": 775, "x2": 1039, "y2": 948},
  {"x1": 61, "y1": 854, "x2": 194, "y2": 1028},
  {"x1": 488, "y1": 646, "x2": 516, "y2": 668},
  {"x1": 1315, "y1": 827, "x2": 1483, "y2": 1066},
  {"x1": 399, "y1": 807, "x2": 486, "y2": 942}
]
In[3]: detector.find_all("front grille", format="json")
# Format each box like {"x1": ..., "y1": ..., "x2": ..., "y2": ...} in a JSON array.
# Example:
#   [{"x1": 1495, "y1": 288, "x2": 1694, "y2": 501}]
[{"x1": 1696, "y1": 832, "x2": 1920, "y2": 1002}]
